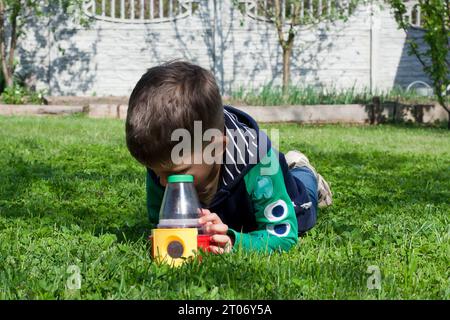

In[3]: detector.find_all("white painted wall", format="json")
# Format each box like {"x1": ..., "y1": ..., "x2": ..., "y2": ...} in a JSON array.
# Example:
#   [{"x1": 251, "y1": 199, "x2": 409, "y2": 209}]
[{"x1": 17, "y1": 0, "x2": 431, "y2": 96}]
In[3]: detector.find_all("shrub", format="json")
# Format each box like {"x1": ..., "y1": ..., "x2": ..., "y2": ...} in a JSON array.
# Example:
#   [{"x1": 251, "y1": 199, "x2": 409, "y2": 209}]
[{"x1": 1, "y1": 84, "x2": 46, "y2": 105}]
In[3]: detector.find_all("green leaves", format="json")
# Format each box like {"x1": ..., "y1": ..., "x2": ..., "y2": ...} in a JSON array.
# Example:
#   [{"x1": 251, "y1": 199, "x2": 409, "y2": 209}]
[{"x1": 0, "y1": 83, "x2": 45, "y2": 104}]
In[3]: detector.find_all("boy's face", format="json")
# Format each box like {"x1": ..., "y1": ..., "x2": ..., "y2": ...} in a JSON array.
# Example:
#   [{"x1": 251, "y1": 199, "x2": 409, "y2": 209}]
[
  {"x1": 151, "y1": 161, "x2": 218, "y2": 185},
  {"x1": 150, "y1": 161, "x2": 221, "y2": 204},
  {"x1": 149, "y1": 134, "x2": 228, "y2": 204}
]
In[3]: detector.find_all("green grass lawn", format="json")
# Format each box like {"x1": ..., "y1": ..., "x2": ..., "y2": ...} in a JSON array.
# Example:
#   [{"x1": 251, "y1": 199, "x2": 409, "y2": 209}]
[{"x1": 0, "y1": 115, "x2": 449, "y2": 299}]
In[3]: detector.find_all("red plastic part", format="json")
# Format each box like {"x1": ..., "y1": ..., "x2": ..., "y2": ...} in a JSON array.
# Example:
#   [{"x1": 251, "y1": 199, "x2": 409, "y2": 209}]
[{"x1": 197, "y1": 235, "x2": 211, "y2": 252}]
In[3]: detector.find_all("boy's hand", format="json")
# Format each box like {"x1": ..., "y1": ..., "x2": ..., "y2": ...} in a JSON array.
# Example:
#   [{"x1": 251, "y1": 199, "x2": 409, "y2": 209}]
[{"x1": 199, "y1": 209, "x2": 233, "y2": 254}]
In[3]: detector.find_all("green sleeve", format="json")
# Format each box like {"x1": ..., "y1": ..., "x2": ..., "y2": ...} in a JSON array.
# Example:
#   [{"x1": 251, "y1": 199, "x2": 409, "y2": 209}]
[
  {"x1": 146, "y1": 170, "x2": 164, "y2": 225},
  {"x1": 227, "y1": 148, "x2": 299, "y2": 253}
]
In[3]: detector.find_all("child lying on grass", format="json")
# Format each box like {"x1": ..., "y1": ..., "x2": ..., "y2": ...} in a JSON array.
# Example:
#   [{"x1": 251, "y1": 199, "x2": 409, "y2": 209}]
[{"x1": 125, "y1": 61, "x2": 332, "y2": 254}]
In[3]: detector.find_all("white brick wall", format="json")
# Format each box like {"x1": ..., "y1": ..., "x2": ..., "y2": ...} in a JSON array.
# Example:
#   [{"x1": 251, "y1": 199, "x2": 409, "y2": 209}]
[{"x1": 17, "y1": 0, "x2": 432, "y2": 96}]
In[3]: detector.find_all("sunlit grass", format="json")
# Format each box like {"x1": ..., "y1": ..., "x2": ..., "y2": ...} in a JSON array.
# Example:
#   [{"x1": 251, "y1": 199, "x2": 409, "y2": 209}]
[{"x1": 0, "y1": 116, "x2": 448, "y2": 299}]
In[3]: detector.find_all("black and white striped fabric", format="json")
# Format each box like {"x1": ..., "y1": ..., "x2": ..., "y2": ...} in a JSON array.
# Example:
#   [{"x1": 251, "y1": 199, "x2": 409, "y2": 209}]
[{"x1": 221, "y1": 105, "x2": 270, "y2": 188}]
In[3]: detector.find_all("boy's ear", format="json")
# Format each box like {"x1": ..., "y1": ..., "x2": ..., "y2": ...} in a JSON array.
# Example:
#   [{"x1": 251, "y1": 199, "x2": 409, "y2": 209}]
[
  {"x1": 216, "y1": 134, "x2": 228, "y2": 158},
  {"x1": 211, "y1": 134, "x2": 228, "y2": 157},
  {"x1": 222, "y1": 134, "x2": 229, "y2": 151}
]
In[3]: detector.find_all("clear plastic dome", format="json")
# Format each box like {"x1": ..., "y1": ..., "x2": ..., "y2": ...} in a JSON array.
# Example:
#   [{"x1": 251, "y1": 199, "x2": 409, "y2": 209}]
[{"x1": 157, "y1": 175, "x2": 202, "y2": 229}]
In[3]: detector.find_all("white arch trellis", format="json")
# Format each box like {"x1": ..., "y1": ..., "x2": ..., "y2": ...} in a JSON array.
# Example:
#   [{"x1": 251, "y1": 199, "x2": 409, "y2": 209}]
[
  {"x1": 82, "y1": 0, "x2": 424, "y2": 27},
  {"x1": 82, "y1": 0, "x2": 200, "y2": 23},
  {"x1": 238, "y1": 0, "x2": 424, "y2": 27},
  {"x1": 237, "y1": 0, "x2": 357, "y2": 24},
  {"x1": 82, "y1": 0, "x2": 360, "y2": 25}
]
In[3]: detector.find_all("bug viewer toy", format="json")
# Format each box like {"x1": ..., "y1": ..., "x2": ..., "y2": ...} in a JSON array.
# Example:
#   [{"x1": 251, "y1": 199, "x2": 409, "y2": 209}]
[{"x1": 150, "y1": 174, "x2": 210, "y2": 266}]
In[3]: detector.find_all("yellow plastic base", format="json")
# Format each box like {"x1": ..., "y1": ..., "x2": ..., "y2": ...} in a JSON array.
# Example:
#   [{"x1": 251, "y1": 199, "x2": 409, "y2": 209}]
[{"x1": 151, "y1": 228, "x2": 198, "y2": 267}]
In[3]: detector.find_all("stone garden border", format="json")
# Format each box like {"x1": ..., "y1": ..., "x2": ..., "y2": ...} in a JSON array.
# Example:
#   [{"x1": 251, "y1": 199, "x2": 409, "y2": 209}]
[{"x1": 0, "y1": 101, "x2": 448, "y2": 124}]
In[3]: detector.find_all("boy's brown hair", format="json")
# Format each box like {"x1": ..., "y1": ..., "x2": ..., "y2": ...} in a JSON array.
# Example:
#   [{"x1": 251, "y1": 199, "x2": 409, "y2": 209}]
[{"x1": 126, "y1": 61, "x2": 224, "y2": 167}]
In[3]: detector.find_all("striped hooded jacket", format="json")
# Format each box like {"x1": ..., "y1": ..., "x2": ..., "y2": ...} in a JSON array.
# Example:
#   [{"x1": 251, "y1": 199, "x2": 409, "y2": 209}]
[{"x1": 146, "y1": 105, "x2": 316, "y2": 252}]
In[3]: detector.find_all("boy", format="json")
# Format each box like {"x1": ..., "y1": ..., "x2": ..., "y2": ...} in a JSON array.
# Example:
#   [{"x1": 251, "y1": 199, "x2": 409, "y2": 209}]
[{"x1": 125, "y1": 61, "x2": 332, "y2": 254}]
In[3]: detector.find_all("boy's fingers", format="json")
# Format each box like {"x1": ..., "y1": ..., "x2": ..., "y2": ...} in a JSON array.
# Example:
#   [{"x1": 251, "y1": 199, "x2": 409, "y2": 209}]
[
  {"x1": 211, "y1": 234, "x2": 231, "y2": 246},
  {"x1": 198, "y1": 212, "x2": 222, "y2": 225},
  {"x1": 203, "y1": 223, "x2": 228, "y2": 235},
  {"x1": 209, "y1": 243, "x2": 232, "y2": 254},
  {"x1": 209, "y1": 245, "x2": 225, "y2": 254},
  {"x1": 199, "y1": 208, "x2": 211, "y2": 216}
]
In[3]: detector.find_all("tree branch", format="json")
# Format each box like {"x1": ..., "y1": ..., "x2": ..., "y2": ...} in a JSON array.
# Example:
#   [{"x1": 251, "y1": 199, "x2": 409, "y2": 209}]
[
  {"x1": 286, "y1": 2, "x2": 301, "y2": 50},
  {"x1": 273, "y1": 0, "x2": 286, "y2": 49}
]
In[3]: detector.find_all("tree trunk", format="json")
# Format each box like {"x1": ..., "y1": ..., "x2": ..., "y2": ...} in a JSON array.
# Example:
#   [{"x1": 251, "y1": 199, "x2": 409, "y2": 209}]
[
  {"x1": 0, "y1": 1, "x2": 10, "y2": 87},
  {"x1": 3, "y1": 66, "x2": 13, "y2": 87},
  {"x1": 282, "y1": 47, "x2": 291, "y2": 96},
  {"x1": 7, "y1": 5, "x2": 17, "y2": 88}
]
